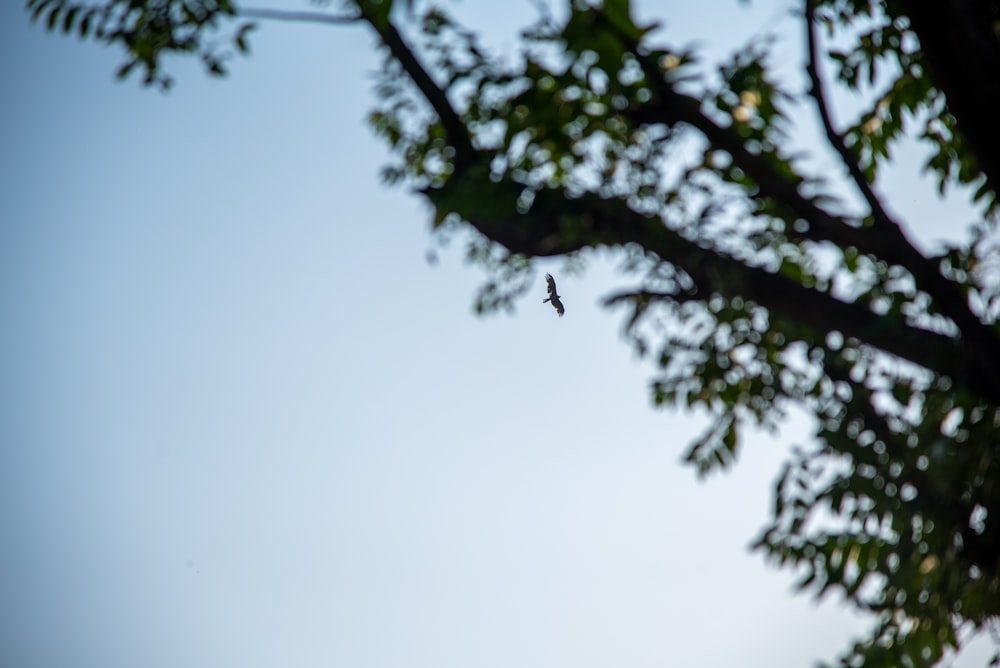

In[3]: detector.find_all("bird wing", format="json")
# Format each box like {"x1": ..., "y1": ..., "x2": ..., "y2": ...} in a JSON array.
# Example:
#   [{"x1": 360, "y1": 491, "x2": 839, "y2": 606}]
[
  {"x1": 544, "y1": 274, "x2": 564, "y2": 316},
  {"x1": 545, "y1": 273, "x2": 558, "y2": 298}
]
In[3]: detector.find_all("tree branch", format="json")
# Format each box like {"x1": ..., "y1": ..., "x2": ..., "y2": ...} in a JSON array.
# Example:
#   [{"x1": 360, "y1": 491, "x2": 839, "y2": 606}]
[
  {"x1": 620, "y1": 22, "x2": 1000, "y2": 397},
  {"x1": 356, "y1": 7, "x2": 477, "y2": 169},
  {"x1": 239, "y1": 8, "x2": 362, "y2": 25},
  {"x1": 803, "y1": 0, "x2": 898, "y2": 237},
  {"x1": 427, "y1": 173, "x2": 1000, "y2": 404},
  {"x1": 345, "y1": 1, "x2": 1000, "y2": 400},
  {"x1": 801, "y1": 0, "x2": 1000, "y2": 397},
  {"x1": 626, "y1": 69, "x2": 897, "y2": 258}
]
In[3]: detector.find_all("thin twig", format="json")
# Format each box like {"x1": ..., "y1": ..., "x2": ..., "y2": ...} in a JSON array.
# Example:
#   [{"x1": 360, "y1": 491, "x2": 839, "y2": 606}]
[
  {"x1": 241, "y1": 5, "x2": 476, "y2": 168},
  {"x1": 803, "y1": 0, "x2": 898, "y2": 234},
  {"x1": 238, "y1": 8, "x2": 362, "y2": 25}
]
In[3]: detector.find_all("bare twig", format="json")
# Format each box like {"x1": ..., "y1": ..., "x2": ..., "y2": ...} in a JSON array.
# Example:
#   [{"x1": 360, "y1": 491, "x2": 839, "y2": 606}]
[{"x1": 239, "y1": 8, "x2": 362, "y2": 25}]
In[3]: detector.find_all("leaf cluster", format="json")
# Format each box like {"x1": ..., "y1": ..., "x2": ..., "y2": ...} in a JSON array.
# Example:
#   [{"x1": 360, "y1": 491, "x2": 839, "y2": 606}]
[
  {"x1": 27, "y1": 0, "x2": 255, "y2": 88},
  {"x1": 818, "y1": 1, "x2": 997, "y2": 214}
]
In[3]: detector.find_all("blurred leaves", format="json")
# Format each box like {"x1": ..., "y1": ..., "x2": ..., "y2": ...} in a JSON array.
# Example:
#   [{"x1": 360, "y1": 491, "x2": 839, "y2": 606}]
[
  {"x1": 360, "y1": 1, "x2": 1000, "y2": 664},
  {"x1": 817, "y1": 0, "x2": 997, "y2": 216},
  {"x1": 26, "y1": 0, "x2": 254, "y2": 88}
]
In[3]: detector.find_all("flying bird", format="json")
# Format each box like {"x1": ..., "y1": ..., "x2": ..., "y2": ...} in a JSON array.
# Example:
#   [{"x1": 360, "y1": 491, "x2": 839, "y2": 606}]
[{"x1": 543, "y1": 273, "x2": 565, "y2": 317}]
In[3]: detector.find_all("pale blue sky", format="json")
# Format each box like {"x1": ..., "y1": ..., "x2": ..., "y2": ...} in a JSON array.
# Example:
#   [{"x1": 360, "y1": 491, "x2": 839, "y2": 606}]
[{"x1": 0, "y1": 1, "x2": 993, "y2": 667}]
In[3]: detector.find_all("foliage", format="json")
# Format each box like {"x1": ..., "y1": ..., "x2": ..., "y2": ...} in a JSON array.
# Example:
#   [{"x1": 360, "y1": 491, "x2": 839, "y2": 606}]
[
  {"x1": 26, "y1": 0, "x2": 254, "y2": 88},
  {"x1": 26, "y1": 0, "x2": 1000, "y2": 665}
]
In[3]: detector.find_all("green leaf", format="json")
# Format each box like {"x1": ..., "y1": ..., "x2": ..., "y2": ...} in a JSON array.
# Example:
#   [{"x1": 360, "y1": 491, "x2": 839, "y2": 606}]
[
  {"x1": 115, "y1": 59, "x2": 137, "y2": 80},
  {"x1": 60, "y1": 5, "x2": 77, "y2": 33},
  {"x1": 45, "y1": 4, "x2": 60, "y2": 30},
  {"x1": 78, "y1": 9, "x2": 95, "y2": 37},
  {"x1": 28, "y1": 0, "x2": 53, "y2": 24},
  {"x1": 602, "y1": 0, "x2": 655, "y2": 42},
  {"x1": 234, "y1": 22, "x2": 256, "y2": 53}
]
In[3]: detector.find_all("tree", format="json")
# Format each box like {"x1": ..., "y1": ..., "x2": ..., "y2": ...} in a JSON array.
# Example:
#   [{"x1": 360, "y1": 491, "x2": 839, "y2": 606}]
[{"x1": 26, "y1": 0, "x2": 1000, "y2": 664}]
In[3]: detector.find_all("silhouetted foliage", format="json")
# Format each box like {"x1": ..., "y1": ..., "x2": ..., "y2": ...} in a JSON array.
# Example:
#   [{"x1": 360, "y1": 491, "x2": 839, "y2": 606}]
[{"x1": 28, "y1": 0, "x2": 1000, "y2": 664}]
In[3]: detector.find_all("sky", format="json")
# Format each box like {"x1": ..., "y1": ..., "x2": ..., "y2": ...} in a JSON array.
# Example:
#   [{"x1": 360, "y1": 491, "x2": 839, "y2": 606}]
[{"x1": 0, "y1": 1, "x2": 994, "y2": 667}]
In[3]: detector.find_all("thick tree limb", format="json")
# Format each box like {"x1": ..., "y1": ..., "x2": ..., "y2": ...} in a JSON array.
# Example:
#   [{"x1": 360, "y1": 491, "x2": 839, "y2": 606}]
[
  {"x1": 620, "y1": 24, "x2": 1000, "y2": 395},
  {"x1": 356, "y1": 6, "x2": 1000, "y2": 402},
  {"x1": 627, "y1": 73, "x2": 898, "y2": 257},
  {"x1": 426, "y1": 173, "x2": 1000, "y2": 405}
]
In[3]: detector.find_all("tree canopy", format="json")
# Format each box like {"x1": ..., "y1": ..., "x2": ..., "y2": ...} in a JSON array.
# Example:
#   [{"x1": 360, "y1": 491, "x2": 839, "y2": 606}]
[{"x1": 26, "y1": 0, "x2": 1000, "y2": 664}]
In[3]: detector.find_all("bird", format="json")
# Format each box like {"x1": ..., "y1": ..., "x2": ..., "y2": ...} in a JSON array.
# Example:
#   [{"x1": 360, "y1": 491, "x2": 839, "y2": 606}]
[{"x1": 543, "y1": 273, "x2": 565, "y2": 317}]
